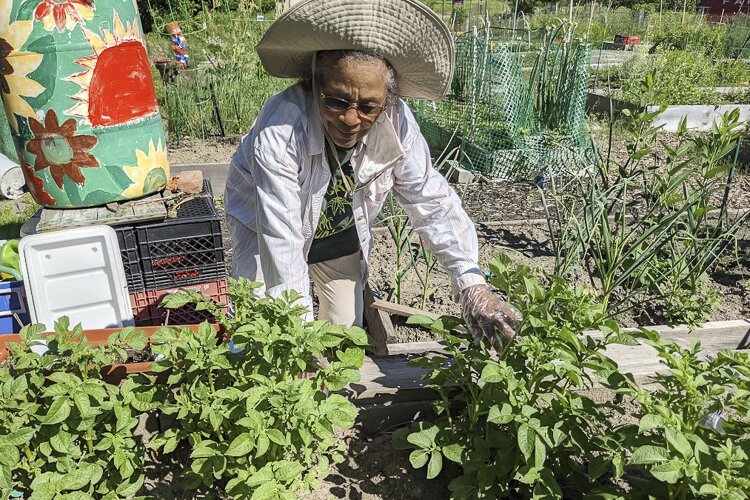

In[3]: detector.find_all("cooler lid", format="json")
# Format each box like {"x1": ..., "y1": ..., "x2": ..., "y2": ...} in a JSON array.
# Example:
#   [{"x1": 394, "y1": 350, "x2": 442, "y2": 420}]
[{"x1": 19, "y1": 224, "x2": 134, "y2": 330}]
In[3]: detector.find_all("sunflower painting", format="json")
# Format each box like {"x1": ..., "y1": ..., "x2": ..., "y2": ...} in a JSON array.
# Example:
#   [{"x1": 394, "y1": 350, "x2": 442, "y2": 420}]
[
  {"x1": 2, "y1": 0, "x2": 168, "y2": 208},
  {"x1": 122, "y1": 139, "x2": 169, "y2": 198},
  {"x1": 66, "y1": 12, "x2": 159, "y2": 128},
  {"x1": 34, "y1": 0, "x2": 95, "y2": 32},
  {"x1": 25, "y1": 108, "x2": 99, "y2": 189},
  {"x1": 0, "y1": 0, "x2": 44, "y2": 131}
]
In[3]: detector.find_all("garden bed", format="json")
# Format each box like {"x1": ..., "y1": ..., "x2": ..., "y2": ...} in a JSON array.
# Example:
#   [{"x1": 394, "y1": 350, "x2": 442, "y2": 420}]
[
  {"x1": 366, "y1": 222, "x2": 750, "y2": 332},
  {"x1": 117, "y1": 319, "x2": 750, "y2": 498},
  {"x1": 201, "y1": 151, "x2": 750, "y2": 337}
]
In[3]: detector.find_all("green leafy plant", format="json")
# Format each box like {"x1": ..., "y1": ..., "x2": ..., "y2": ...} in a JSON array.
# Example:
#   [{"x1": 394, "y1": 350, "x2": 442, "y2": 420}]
[
  {"x1": 527, "y1": 23, "x2": 591, "y2": 135},
  {"x1": 131, "y1": 277, "x2": 370, "y2": 498},
  {"x1": 379, "y1": 192, "x2": 417, "y2": 304},
  {"x1": 394, "y1": 254, "x2": 629, "y2": 498},
  {"x1": 542, "y1": 87, "x2": 748, "y2": 325},
  {"x1": 0, "y1": 319, "x2": 148, "y2": 498},
  {"x1": 411, "y1": 236, "x2": 439, "y2": 310},
  {"x1": 611, "y1": 330, "x2": 750, "y2": 498},
  {"x1": 394, "y1": 253, "x2": 750, "y2": 498}
]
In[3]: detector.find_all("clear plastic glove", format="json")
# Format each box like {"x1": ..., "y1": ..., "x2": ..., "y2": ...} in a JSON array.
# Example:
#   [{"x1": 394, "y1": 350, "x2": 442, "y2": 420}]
[{"x1": 460, "y1": 284, "x2": 523, "y2": 351}]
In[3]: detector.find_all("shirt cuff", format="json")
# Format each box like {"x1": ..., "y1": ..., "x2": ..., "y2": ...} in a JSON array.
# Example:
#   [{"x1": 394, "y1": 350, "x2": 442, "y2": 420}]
[{"x1": 451, "y1": 268, "x2": 487, "y2": 300}]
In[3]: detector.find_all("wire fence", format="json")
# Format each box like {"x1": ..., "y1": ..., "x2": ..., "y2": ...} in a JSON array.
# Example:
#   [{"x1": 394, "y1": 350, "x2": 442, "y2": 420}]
[{"x1": 412, "y1": 28, "x2": 595, "y2": 181}]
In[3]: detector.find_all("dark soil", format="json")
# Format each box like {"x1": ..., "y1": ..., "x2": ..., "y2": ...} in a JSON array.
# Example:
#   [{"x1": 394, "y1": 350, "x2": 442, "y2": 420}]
[
  {"x1": 301, "y1": 433, "x2": 457, "y2": 500},
  {"x1": 388, "y1": 315, "x2": 441, "y2": 344},
  {"x1": 123, "y1": 348, "x2": 153, "y2": 363}
]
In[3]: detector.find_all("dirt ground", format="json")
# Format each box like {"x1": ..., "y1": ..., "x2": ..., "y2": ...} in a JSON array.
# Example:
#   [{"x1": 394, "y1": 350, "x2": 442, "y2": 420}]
[{"x1": 168, "y1": 136, "x2": 240, "y2": 165}]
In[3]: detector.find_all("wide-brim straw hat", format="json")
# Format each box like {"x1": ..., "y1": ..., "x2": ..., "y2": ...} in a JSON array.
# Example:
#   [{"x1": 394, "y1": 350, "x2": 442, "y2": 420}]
[{"x1": 256, "y1": 0, "x2": 455, "y2": 100}]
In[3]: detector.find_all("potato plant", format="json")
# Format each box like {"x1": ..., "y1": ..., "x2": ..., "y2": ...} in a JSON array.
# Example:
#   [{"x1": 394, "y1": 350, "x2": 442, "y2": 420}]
[
  {"x1": 396, "y1": 254, "x2": 750, "y2": 498},
  {"x1": 612, "y1": 332, "x2": 750, "y2": 498},
  {"x1": 138, "y1": 277, "x2": 370, "y2": 498},
  {"x1": 0, "y1": 319, "x2": 148, "y2": 499},
  {"x1": 0, "y1": 278, "x2": 368, "y2": 499},
  {"x1": 394, "y1": 254, "x2": 626, "y2": 497}
]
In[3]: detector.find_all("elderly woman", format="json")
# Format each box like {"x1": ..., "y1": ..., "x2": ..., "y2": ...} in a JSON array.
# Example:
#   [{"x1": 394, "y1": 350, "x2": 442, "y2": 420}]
[{"x1": 225, "y1": 0, "x2": 520, "y2": 348}]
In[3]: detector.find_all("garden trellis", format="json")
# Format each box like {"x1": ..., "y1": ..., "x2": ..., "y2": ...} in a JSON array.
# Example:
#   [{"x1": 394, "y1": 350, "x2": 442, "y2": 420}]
[{"x1": 412, "y1": 27, "x2": 596, "y2": 181}]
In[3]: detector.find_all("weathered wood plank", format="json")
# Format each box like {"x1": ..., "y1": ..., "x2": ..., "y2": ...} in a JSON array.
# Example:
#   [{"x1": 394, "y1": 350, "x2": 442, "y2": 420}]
[
  {"x1": 585, "y1": 319, "x2": 750, "y2": 352},
  {"x1": 363, "y1": 286, "x2": 391, "y2": 356},
  {"x1": 348, "y1": 354, "x2": 435, "y2": 404},
  {"x1": 370, "y1": 299, "x2": 440, "y2": 321},
  {"x1": 37, "y1": 192, "x2": 167, "y2": 232}
]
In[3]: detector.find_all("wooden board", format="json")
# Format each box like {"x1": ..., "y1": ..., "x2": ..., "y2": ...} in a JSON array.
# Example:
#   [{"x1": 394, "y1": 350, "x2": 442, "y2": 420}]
[
  {"x1": 370, "y1": 299, "x2": 440, "y2": 321},
  {"x1": 363, "y1": 286, "x2": 391, "y2": 356},
  {"x1": 37, "y1": 191, "x2": 167, "y2": 232}
]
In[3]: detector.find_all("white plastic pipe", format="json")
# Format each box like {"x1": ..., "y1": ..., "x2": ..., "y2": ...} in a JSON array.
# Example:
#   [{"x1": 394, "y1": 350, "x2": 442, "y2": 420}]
[{"x1": 0, "y1": 153, "x2": 24, "y2": 200}]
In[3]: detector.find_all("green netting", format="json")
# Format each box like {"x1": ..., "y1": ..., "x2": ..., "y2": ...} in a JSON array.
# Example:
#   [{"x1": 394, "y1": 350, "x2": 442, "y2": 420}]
[
  {"x1": 412, "y1": 31, "x2": 596, "y2": 180},
  {"x1": 0, "y1": 106, "x2": 18, "y2": 162}
]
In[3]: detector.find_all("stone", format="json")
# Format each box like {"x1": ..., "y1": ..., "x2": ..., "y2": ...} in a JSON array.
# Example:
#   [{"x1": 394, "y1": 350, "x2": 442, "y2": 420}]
[
  {"x1": 445, "y1": 160, "x2": 475, "y2": 184},
  {"x1": 176, "y1": 170, "x2": 204, "y2": 194}
]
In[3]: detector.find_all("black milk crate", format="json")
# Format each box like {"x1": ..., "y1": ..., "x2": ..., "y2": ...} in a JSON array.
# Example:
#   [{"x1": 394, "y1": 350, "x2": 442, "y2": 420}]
[
  {"x1": 116, "y1": 226, "x2": 144, "y2": 293},
  {"x1": 137, "y1": 181, "x2": 227, "y2": 290}
]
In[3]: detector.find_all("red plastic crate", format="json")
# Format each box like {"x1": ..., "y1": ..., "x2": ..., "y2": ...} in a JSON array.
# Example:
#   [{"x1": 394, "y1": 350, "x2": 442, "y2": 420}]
[{"x1": 130, "y1": 280, "x2": 228, "y2": 326}]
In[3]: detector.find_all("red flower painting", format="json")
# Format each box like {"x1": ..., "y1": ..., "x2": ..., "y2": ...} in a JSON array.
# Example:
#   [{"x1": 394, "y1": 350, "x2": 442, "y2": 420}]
[
  {"x1": 26, "y1": 109, "x2": 99, "y2": 189},
  {"x1": 34, "y1": 0, "x2": 95, "y2": 32}
]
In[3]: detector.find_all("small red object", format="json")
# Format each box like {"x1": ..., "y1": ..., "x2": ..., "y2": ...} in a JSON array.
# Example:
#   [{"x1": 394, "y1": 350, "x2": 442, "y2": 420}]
[
  {"x1": 615, "y1": 34, "x2": 641, "y2": 45},
  {"x1": 130, "y1": 279, "x2": 228, "y2": 326}
]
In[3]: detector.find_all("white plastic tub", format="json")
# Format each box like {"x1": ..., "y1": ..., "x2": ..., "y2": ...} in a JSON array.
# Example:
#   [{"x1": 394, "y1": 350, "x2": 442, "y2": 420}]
[{"x1": 19, "y1": 225, "x2": 134, "y2": 330}]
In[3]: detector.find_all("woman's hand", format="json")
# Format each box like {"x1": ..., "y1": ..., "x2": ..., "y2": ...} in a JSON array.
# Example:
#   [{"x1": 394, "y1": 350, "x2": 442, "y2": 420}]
[{"x1": 460, "y1": 284, "x2": 523, "y2": 351}]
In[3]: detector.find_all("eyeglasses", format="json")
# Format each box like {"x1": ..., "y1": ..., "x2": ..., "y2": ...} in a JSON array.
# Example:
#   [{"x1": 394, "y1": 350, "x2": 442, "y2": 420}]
[{"x1": 319, "y1": 93, "x2": 385, "y2": 119}]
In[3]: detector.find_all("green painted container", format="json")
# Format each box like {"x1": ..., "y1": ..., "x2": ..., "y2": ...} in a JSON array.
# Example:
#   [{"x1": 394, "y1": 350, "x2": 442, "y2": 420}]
[{"x1": 0, "y1": 0, "x2": 169, "y2": 208}]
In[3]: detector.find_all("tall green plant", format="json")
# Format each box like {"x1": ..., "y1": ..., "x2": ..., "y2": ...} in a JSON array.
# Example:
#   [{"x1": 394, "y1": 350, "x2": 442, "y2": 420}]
[
  {"x1": 542, "y1": 85, "x2": 748, "y2": 324},
  {"x1": 379, "y1": 193, "x2": 416, "y2": 304},
  {"x1": 527, "y1": 23, "x2": 591, "y2": 134}
]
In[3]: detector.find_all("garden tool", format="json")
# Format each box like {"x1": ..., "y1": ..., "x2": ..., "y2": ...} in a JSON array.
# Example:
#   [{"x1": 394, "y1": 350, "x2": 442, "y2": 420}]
[{"x1": 0, "y1": 239, "x2": 20, "y2": 281}]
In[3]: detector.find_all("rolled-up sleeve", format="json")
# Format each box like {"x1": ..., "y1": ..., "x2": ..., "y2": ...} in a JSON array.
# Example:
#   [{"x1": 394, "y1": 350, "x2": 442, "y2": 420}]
[{"x1": 391, "y1": 119, "x2": 486, "y2": 297}]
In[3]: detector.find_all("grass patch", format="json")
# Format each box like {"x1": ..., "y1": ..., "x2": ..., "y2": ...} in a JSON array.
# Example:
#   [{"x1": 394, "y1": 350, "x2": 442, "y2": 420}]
[{"x1": 0, "y1": 194, "x2": 39, "y2": 240}]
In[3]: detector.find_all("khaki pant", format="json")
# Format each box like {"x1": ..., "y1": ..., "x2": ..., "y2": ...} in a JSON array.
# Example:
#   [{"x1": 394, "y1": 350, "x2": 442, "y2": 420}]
[
  {"x1": 227, "y1": 215, "x2": 363, "y2": 328},
  {"x1": 309, "y1": 251, "x2": 364, "y2": 327}
]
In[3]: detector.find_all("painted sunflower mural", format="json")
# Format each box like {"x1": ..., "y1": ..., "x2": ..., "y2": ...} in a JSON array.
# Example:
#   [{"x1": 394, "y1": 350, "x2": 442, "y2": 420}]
[
  {"x1": 123, "y1": 139, "x2": 168, "y2": 198},
  {"x1": 0, "y1": 0, "x2": 44, "y2": 131},
  {"x1": 0, "y1": 1, "x2": 169, "y2": 208},
  {"x1": 34, "y1": 0, "x2": 95, "y2": 32}
]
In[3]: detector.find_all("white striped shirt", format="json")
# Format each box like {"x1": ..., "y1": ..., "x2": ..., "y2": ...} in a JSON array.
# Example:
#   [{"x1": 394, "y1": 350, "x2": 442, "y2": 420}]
[{"x1": 225, "y1": 84, "x2": 485, "y2": 312}]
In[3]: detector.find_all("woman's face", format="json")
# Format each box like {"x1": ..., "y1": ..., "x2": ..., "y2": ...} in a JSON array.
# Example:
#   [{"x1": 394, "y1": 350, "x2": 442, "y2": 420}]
[{"x1": 316, "y1": 55, "x2": 388, "y2": 149}]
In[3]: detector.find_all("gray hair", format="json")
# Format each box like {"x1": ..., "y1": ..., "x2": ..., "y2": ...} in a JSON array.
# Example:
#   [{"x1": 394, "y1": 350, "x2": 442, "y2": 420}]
[{"x1": 303, "y1": 50, "x2": 399, "y2": 105}]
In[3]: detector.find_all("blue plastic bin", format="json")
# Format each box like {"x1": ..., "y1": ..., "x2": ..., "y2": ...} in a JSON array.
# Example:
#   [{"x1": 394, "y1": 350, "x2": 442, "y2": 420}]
[{"x1": 0, "y1": 281, "x2": 30, "y2": 334}]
